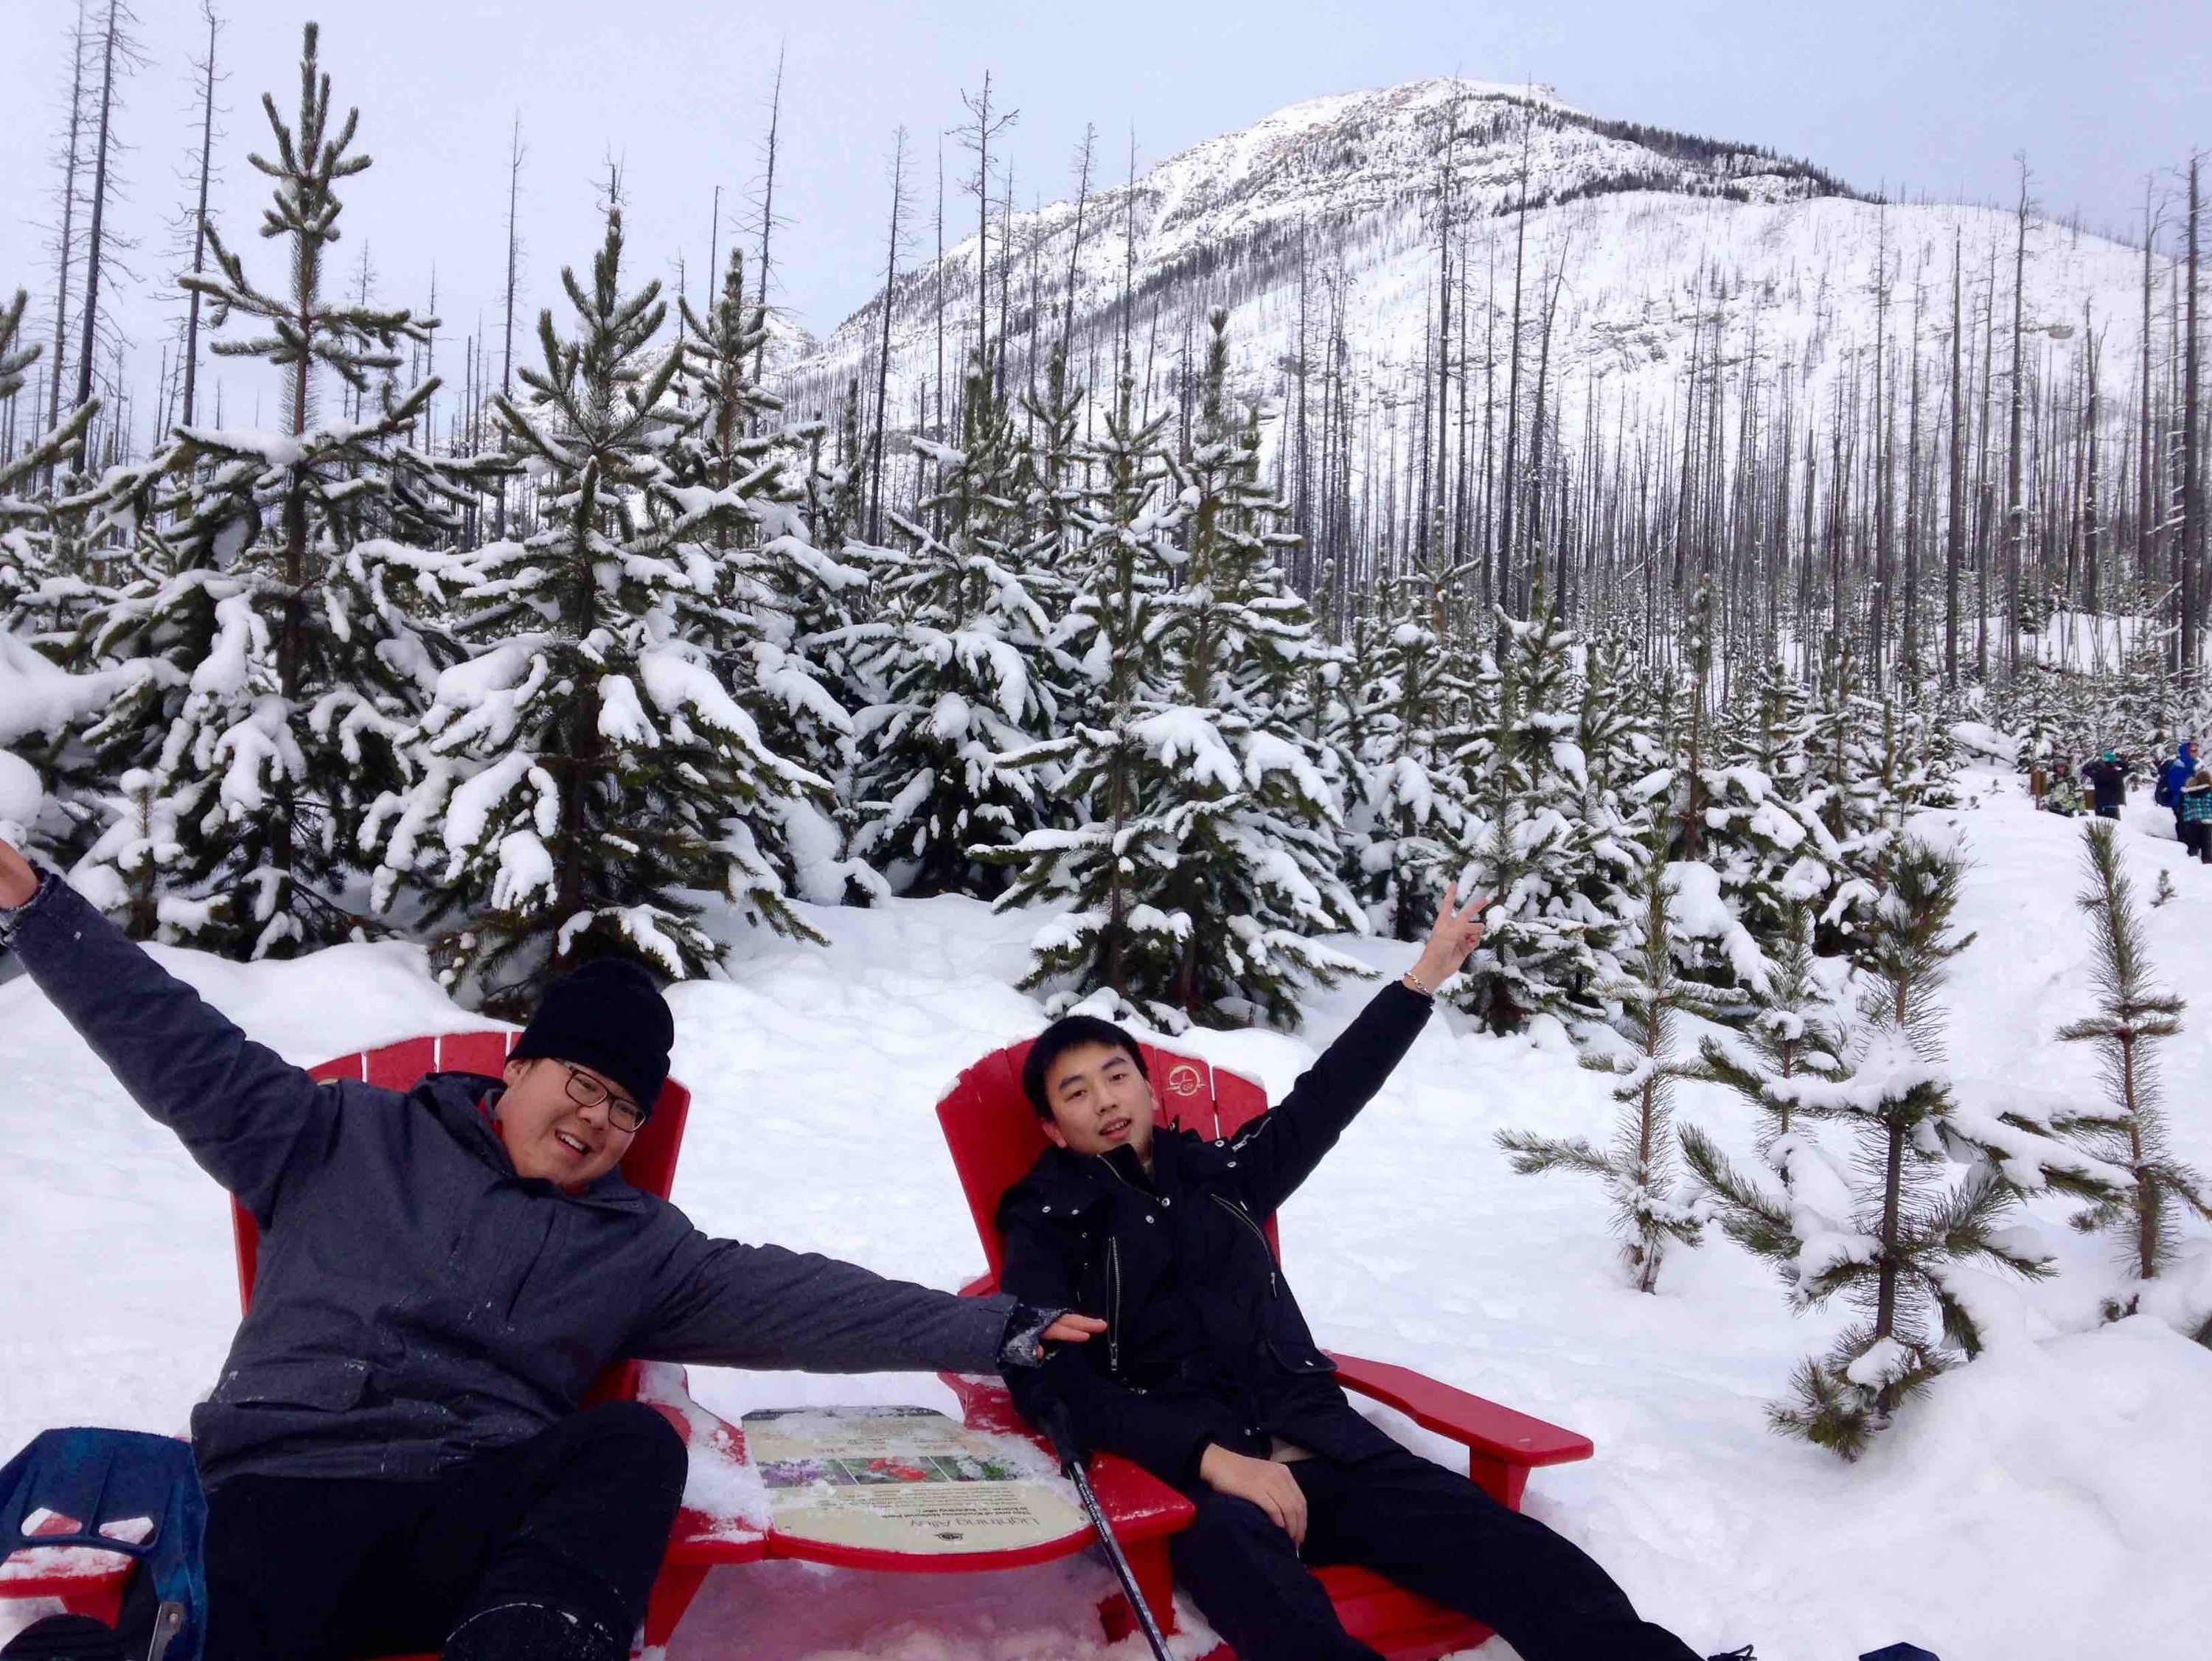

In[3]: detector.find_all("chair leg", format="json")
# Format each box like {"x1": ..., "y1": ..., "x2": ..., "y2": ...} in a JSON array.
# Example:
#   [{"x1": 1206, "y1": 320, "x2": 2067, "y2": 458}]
[
  {"x1": 641, "y1": 1561, "x2": 711, "y2": 1651},
  {"x1": 1096, "y1": 1534, "x2": 1180, "y2": 1642},
  {"x1": 1467, "y1": 1453, "x2": 1528, "y2": 1511},
  {"x1": 55, "y1": 1578, "x2": 129, "y2": 1626}
]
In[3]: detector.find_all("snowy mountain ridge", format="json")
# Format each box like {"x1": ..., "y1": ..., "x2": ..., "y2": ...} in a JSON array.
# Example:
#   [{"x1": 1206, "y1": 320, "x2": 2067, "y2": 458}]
[{"x1": 779, "y1": 74, "x2": 2152, "y2": 458}]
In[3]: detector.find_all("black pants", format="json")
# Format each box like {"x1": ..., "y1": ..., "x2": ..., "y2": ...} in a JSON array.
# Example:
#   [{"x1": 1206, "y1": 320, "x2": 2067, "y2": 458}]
[
  {"x1": 201, "y1": 1401, "x2": 686, "y2": 1660},
  {"x1": 2185, "y1": 821, "x2": 2211, "y2": 860},
  {"x1": 2096, "y1": 803, "x2": 2122, "y2": 819},
  {"x1": 1169, "y1": 1444, "x2": 1702, "y2": 1661}
]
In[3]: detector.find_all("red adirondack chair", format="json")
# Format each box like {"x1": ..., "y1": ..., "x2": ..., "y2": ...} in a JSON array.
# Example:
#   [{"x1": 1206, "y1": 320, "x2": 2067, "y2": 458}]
[{"x1": 936, "y1": 1037, "x2": 1596, "y2": 1661}]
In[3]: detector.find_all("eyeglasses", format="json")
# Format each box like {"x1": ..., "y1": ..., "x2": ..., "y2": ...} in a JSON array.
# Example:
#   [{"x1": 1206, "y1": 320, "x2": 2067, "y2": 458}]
[{"x1": 560, "y1": 1063, "x2": 650, "y2": 1133}]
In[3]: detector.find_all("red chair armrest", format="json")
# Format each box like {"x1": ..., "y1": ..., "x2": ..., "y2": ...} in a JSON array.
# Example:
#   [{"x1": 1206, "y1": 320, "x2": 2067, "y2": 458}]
[{"x1": 1329, "y1": 1351, "x2": 1592, "y2": 1508}]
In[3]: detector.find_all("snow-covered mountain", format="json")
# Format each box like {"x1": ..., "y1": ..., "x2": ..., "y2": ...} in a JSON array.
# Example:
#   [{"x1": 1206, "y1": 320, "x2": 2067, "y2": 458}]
[{"x1": 780, "y1": 76, "x2": 2151, "y2": 454}]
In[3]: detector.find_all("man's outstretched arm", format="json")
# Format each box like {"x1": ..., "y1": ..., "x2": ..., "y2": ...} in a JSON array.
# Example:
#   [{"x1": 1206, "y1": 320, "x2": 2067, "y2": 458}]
[
  {"x1": 1, "y1": 841, "x2": 331, "y2": 1221},
  {"x1": 1229, "y1": 885, "x2": 1489, "y2": 1217},
  {"x1": 630, "y1": 1227, "x2": 1101, "y2": 1379}
]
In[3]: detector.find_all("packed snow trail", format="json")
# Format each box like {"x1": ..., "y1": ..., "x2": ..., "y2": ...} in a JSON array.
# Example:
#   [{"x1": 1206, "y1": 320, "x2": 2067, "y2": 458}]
[{"x1": 3, "y1": 766, "x2": 2209, "y2": 1659}]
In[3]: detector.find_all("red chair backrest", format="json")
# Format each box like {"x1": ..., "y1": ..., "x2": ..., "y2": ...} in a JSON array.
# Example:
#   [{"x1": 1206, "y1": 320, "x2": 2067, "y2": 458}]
[
  {"x1": 230, "y1": 1029, "x2": 693, "y2": 1314},
  {"x1": 936, "y1": 1038, "x2": 1278, "y2": 1291}
]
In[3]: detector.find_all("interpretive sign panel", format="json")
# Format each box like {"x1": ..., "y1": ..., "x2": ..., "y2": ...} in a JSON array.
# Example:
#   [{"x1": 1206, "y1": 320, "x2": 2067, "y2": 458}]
[{"x1": 741, "y1": 1405, "x2": 1088, "y2": 1556}]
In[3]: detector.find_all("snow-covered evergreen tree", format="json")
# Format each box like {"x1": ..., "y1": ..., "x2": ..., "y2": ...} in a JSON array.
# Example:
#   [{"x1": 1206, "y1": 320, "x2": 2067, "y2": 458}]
[
  {"x1": 673, "y1": 247, "x2": 866, "y2": 874},
  {"x1": 1451, "y1": 593, "x2": 1619, "y2": 1032},
  {"x1": 986, "y1": 365, "x2": 1182, "y2": 1015},
  {"x1": 990, "y1": 321, "x2": 1366, "y2": 1031},
  {"x1": 2050, "y1": 820, "x2": 2212, "y2": 1336},
  {"x1": 58, "y1": 24, "x2": 485, "y2": 955},
  {"x1": 0, "y1": 288, "x2": 97, "y2": 621},
  {"x1": 1680, "y1": 903, "x2": 1859, "y2": 1283},
  {"x1": 1498, "y1": 844, "x2": 1728, "y2": 1292},
  {"x1": 848, "y1": 347, "x2": 1060, "y2": 895},
  {"x1": 1690, "y1": 903, "x2": 1849, "y2": 1150},
  {"x1": 1682, "y1": 838, "x2": 2126, "y2": 1458},
  {"x1": 366, "y1": 206, "x2": 830, "y2": 1010},
  {"x1": 1802, "y1": 636, "x2": 1885, "y2": 950},
  {"x1": 1352, "y1": 570, "x2": 1465, "y2": 941}
]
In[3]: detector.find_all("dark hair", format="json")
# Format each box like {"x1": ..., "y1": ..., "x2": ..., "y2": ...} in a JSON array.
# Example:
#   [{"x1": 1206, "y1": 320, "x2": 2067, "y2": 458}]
[{"x1": 1023, "y1": 1015, "x2": 1148, "y2": 1115}]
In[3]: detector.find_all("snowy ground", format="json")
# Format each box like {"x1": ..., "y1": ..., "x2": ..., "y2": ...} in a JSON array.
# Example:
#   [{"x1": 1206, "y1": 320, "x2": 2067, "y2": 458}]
[{"x1": 4, "y1": 765, "x2": 2211, "y2": 1660}]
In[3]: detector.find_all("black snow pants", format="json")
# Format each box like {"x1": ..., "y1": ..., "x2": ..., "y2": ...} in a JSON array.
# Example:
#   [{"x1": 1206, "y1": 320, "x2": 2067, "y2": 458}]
[
  {"x1": 1169, "y1": 1442, "x2": 1703, "y2": 1661},
  {"x1": 201, "y1": 1401, "x2": 686, "y2": 1660}
]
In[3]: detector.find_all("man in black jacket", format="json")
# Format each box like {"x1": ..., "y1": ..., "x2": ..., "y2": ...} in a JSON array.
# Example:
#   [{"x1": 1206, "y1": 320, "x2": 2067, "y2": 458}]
[
  {"x1": 0, "y1": 838, "x2": 1099, "y2": 1661},
  {"x1": 1001, "y1": 888, "x2": 1727, "y2": 1661}
]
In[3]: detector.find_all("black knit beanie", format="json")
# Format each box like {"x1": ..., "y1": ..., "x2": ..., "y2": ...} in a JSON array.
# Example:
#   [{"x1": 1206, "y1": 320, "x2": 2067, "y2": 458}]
[{"x1": 511, "y1": 957, "x2": 675, "y2": 1111}]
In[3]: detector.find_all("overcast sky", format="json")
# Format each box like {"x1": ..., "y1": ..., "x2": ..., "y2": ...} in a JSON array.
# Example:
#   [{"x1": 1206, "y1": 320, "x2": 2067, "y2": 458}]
[{"x1": 1, "y1": 0, "x2": 2202, "y2": 426}]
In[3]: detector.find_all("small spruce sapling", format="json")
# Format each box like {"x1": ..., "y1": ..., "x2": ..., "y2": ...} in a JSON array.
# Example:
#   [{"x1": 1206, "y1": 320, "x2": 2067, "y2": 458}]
[
  {"x1": 2051, "y1": 820, "x2": 2212, "y2": 1328},
  {"x1": 1687, "y1": 839, "x2": 2126, "y2": 1458},
  {"x1": 1498, "y1": 846, "x2": 1730, "y2": 1292},
  {"x1": 1680, "y1": 904, "x2": 1858, "y2": 1296}
]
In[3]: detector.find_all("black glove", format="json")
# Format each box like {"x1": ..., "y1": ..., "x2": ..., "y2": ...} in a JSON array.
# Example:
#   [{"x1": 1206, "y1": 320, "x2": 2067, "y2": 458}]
[{"x1": 997, "y1": 1300, "x2": 1072, "y2": 1370}]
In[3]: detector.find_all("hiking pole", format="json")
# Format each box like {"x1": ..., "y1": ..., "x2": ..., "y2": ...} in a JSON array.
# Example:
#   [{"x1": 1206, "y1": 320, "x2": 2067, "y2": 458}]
[{"x1": 1037, "y1": 1397, "x2": 1176, "y2": 1661}]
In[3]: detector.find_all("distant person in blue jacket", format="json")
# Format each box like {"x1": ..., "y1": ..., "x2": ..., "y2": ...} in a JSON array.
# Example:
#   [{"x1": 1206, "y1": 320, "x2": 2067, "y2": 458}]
[
  {"x1": 2156, "y1": 742, "x2": 2197, "y2": 839},
  {"x1": 2079, "y1": 751, "x2": 2131, "y2": 819}
]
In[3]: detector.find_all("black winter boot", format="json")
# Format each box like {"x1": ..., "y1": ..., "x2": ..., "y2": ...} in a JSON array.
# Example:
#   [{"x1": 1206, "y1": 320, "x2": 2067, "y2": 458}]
[{"x1": 442, "y1": 1602, "x2": 630, "y2": 1661}]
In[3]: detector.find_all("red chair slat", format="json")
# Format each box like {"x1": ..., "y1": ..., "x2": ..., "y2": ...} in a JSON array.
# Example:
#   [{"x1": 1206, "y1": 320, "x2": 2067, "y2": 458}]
[
  {"x1": 358, "y1": 1036, "x2": 439, "y2": 1092},
  {"x1": 434, "y1": 1029, "x2": 513, "y2": 1077},
  {"x1": 1211, "y1": 1067, "x2": 1270, "y2": 1138},
  {"x1": 1141, "y1": 1045, "x2": 1217, "y2": 1137},
  {"x1": 936, "y1": 1048, "x2": 1051, "y2": 1282}
]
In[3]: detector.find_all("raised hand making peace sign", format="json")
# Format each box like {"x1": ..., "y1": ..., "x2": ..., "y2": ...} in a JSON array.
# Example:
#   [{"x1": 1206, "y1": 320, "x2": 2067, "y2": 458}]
[{"x1": 1405, "y1": 881, "x2": 1492, "y2": 995}]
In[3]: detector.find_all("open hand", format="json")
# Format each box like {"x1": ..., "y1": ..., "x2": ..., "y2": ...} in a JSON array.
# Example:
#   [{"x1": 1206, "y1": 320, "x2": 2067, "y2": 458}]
[
  {"x1": 1198, "y1": 1444, "x2": 1307, "y2": 1546},
  {"x1": 0, "y1": 839, "x2": 37, "y2": 909},
  {"x1": 1410, "y1": 881, "x2": 1490, "y2": 989},
  {"x1": 1042, "y1": 1312, "x2": 1107, "y2": 1345}
]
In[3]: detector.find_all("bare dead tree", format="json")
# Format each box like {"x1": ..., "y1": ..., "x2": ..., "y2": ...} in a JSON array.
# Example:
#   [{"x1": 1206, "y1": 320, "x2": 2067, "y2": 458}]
[
  {"x1": 176, "y1": 0, "x2": 224, "y2": 428},
  {"x1": 1061, "y1": 122, "x2": 1097, "y2": 364},
  {"x1": 2005, "y1": 157, "x2": 2033, "y2": 674},
  {"x1": 751, "y1": 42, "x2": 787, "y2": 387},
  {"x1": 956, "y1": 71, "x2": 1017, "y2": 364},
  {"x1": 2184, "y1": 156, "x2": 2204, "y2": 675},
  {"x1": 44, "y1": 0, "x2": 91, "y2": 467},
  {"x1": 493, "y1": 112, "x2": 525, "y2": 536},
  {"x1": 867, "y1": 125, "x2": 909, "y2": 544},
  {"x1": 1946, "y1": 227, "x2": 1964, "y2": 686},
  {"x1": 74, "y1": 0, "x2": 147, "y2": 414}
]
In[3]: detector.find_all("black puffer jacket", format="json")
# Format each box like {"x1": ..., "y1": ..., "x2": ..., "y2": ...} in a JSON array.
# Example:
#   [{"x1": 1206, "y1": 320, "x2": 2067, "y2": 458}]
[{"x1": 1001, "y1": 982, "x2": 1432, "y2": 1487}]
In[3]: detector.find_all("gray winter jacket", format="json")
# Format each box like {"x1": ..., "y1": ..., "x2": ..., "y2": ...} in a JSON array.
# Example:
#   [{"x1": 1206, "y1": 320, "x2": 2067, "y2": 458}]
[{"x1": 1, "y1": 875, "x2": 1022, "y2": 1488}]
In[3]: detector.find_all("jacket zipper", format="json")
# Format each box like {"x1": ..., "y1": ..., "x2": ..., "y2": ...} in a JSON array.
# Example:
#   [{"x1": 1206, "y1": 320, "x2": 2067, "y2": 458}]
[
  {"x1": 1107, "y1": 1237, "x2": 1123, "y2": 1377},
  {"x1": 1213, "y1": 1194, "x2": 1278, "y2": 1298}
]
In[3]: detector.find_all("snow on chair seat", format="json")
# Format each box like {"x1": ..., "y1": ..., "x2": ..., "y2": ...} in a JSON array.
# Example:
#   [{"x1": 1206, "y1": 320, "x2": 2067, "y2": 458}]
[{"x1": 936, "y1": 1037, "x2": 1596, "y2": 1660}]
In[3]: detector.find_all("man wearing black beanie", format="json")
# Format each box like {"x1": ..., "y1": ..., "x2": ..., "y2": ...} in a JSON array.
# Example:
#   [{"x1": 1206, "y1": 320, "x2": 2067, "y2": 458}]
[{"x1": 0, "y1": 839, "x2": 1101, "y2": 1661}]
